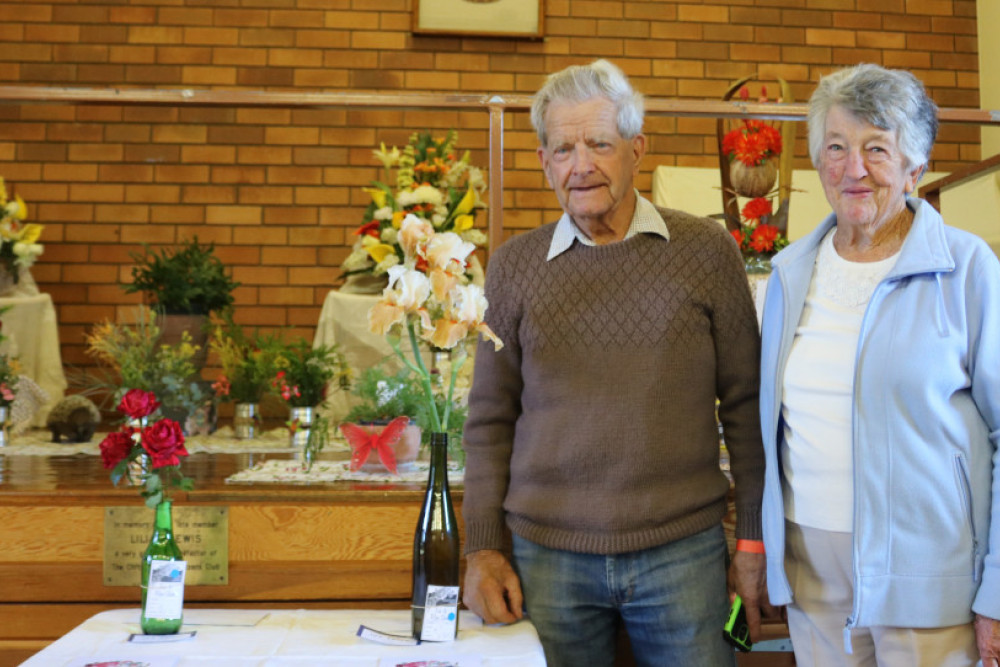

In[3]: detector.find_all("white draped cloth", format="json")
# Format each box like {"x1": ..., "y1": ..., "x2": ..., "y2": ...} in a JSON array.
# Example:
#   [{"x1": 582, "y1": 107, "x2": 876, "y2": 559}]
[
  {"x1": 0, "y1": 276, "x2": 67, "y2": 427},
  {"x1": 21, "y1": 608, "x2": 547, "y2": 666}
]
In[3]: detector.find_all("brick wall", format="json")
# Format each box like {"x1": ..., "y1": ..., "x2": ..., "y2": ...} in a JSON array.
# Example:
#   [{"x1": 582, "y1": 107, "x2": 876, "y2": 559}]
[{"x1": 0, "y1": 0, "x2": 981, "y2": 374}]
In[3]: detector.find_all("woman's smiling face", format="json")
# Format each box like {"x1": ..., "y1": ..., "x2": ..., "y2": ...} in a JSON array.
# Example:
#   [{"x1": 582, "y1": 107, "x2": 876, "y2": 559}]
[{"x1": 819, "y1": 104, "x2": 923, "y2": 232}]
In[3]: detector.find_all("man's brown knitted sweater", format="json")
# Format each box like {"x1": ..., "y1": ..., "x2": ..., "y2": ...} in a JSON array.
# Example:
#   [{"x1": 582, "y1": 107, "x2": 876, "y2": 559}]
[{"x1": 463, "y1": 207, "x2": 765, "y2": 555}]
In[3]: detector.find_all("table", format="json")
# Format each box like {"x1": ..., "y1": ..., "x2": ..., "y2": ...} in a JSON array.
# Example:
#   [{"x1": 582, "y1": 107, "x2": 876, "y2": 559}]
[
  {"x1": 0, "y1": 291, "x2": 67, "y2": 428},
  {"x1": 20, "y1": 608, "x2": 546, "y2": 666}
]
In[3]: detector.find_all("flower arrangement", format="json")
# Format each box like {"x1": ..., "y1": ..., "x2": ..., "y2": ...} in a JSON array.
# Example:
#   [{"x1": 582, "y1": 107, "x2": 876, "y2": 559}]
[
  {"x1": 339, "y1": 366, "x2": 424, "y2": 472},
  {"x1": 209, "y1": 322, "x2": 285, "y2": 404},
  {"x1": 720, "y1": 86, "x2": 789, "y2": 264},
  {"x1": 85, "y1": 307, "x2": 206, "y2": 420},
  {"x1": 341, "y1": 131, "x2": 488, "y2": 284},
  {"x1": 272, "y1": 340, "x2": 350, "y2": 409},
  {"x1": 367, "y1": 214, "x2": 502, "y2": 445},
  {"x1": 99, "y1": 389, "x2": 193, "y2": 508},
  {"x1": 0, "y1": 177, "x2": 44, "y2": 282},
  {"x1": 730, "y1": 196, "x2": 789, "y2": 267}
]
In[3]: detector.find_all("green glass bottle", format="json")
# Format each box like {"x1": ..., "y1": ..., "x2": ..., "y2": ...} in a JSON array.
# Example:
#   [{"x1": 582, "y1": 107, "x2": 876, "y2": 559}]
[
  {"x1": 140, "y1": 500, "x2": 185, "y2": 634},
  {"x1": 411, "y1": 432, "x2": 460, "y2": 641}
]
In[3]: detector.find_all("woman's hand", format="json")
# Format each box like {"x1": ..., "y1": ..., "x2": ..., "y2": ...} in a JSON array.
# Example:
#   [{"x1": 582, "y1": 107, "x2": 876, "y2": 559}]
[{"x1": 975, "y1": 614, "x2": 1000, "y2": 667}]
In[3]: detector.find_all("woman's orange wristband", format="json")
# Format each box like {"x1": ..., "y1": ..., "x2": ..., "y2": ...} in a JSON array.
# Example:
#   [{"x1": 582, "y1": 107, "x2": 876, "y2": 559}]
[{"x1": 736, "y1": 539, "x2": 765, "y2": 554}]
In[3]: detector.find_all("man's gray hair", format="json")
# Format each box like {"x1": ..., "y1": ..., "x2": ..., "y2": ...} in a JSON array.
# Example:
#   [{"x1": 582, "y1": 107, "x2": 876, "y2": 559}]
[
  {"x1": 807, "y1": 63, "x2": 938, "y2": 173},
  {"x1": 530, "y1": 59, "x2": 644, "y2": 147}
]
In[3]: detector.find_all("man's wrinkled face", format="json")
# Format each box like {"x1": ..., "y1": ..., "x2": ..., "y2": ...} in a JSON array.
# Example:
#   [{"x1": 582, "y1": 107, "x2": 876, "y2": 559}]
[{"x1": 538, "y1": 96, "x2": 645, "y2": 234}]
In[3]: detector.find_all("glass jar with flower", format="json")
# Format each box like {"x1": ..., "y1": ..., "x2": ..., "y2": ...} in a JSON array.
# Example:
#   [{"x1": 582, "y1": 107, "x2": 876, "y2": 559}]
[
  {"x1": 366, "y1": 213, "x2": 504, "y2": 640},
  {"x1": 85, "y1": 306, "x2": 209, "y2": 434},
  {"x1": 340, "y1": 130, "x2": 488, "y2": 293},
  {"x1": 272, "y1": 339, "x2": 350, "y2": 457},
  {"x1": 98, "y1": 389, "x2": 192, "y2": 635},
  {"x1": 0, "y1": 177, "x2": 44, "y2": 296},
  {"x1": 208, "y1": 322, "x2": 285, "y2": 439}
]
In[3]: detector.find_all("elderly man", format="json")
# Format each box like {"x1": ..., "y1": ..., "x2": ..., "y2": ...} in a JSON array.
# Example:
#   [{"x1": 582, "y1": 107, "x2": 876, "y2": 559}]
[{"x1": 461, "y1": 59, "x2": 768, "y2": 667}]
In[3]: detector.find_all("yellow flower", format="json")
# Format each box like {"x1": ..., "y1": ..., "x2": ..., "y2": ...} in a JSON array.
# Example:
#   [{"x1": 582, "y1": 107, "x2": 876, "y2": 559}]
[
  {"x1": 19, "y1": 223, "x2": 43, "y2": 244},
  {"x1": 453, "y1": 214, "x2": 474, "y2": 232},
  {"x1": 373, "y1": 142, "x2": 401, "y2": 171},
  {"x1": 365, "y1": 187, "x2": 387, "y2": 209},
  {"x1": 365, "y1": 243, "x2": 396, "y2": 264},
  {"x1": 451, "y1": 188, "x2": 476, "y2": 218},
  {"x1": 391, "y1": 210, "x2": 407, "y2": 228},
  {"x1": 11, "y1": 195, "x2": 27, "y2": 221}
]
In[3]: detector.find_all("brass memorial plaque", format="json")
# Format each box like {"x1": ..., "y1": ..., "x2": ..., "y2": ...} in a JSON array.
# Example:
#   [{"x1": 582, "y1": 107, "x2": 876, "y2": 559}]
[{"x1": 104, "y1": 506, "x2": 229, "y2": 586}]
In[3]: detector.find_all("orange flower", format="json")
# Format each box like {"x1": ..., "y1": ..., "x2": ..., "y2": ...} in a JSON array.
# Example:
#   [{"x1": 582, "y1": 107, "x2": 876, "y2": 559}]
[
  {"x1": 741, "y1": 197, "x2": 773, "y2": 223},
  {"x1": 749, "y1": 224, "x2": 781, "y2": 254},
  {"x1": 723, "y1": 119, "x2": 783, "y2": 167}
]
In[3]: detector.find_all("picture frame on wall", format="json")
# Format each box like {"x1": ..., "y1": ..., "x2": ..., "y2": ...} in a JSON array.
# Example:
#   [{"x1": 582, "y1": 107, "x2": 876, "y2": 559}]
[{"x1": 413, "y1": 0, "x2": 544, "y2": 39}]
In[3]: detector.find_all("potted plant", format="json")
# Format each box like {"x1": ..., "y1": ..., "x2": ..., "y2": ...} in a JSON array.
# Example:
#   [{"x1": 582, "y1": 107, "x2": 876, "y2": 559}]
[
  {"x1": 341, "y1": 365, "x2": 425, "y2": 474},
  {"x1": 272, "y1": 339, "x2": 350, "y2": 452},
  {"x1": 208, "y1": 321, "x2": 285, "y2": 439},
  {"x1": 85, "y1": 306, "x2": 209, "y2": 435},
  {"x1": 124, "y1": 237, "x2": 240, "y2": 369}
]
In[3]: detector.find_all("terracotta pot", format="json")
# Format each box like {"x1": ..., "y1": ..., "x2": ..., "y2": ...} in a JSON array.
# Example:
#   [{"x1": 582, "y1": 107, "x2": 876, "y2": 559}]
[
  {"x1": 358, "y1": 421, "x2": 421, "y2": 473},
  {"x1": 730, "y1": 159, "x2": 777, "y2": 198}
]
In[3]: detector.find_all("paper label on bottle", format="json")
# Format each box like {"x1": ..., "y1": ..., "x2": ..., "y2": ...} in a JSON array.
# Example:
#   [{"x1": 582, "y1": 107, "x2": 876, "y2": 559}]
[
  {"x1": 145, "y1": 560, "x2": 187, "y2": 620},
  {"x1": 419, "y1": 584, "x2": 460, "y2": 642}
]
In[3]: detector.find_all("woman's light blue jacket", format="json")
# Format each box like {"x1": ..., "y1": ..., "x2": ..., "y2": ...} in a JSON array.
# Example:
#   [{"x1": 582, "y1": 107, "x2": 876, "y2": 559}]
[{"x1": 760, "y1": 198, "x2": 1000, "y2": 631}]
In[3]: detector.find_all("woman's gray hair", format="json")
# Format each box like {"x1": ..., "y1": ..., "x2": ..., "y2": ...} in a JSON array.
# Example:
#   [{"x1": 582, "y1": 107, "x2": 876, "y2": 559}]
[
  {"x1": 807, "y1": 63, "x2": 938, "y2": 174},
  {"x1": 530, "y1": 59, "x2": 644, "y2": 147}
]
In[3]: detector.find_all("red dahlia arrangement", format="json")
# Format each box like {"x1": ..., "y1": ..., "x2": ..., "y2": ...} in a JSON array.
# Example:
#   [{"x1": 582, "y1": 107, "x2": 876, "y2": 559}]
[{"x1": 99, "y1": 389, "x2": 193, "y2": 508}]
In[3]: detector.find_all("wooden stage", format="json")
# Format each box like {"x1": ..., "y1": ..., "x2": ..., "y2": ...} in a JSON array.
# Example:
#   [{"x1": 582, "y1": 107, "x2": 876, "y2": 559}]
[{"x1": 0, "y1": 445, "x2": 792, "y2": 666}]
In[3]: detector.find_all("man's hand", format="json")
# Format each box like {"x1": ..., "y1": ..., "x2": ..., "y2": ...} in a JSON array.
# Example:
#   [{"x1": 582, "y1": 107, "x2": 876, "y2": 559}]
[
  {"x1": 727, "y1": 550, "x2": 775, "y2": 643},
  {"x1": 463, "y1": 549, "x2": 524, "y2": 625},
  {"x1": 975, "y1": 613, "x2": 1000, "y2": 667}
]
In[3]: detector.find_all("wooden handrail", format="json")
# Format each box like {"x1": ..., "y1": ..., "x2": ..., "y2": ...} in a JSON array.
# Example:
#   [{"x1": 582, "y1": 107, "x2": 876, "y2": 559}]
[
  {"x1": 919, "y1": 153, "x2": 1000, "y2": 212},
  {"x1": 1, "y1": 85, "x2": 998, "y2": 250}
]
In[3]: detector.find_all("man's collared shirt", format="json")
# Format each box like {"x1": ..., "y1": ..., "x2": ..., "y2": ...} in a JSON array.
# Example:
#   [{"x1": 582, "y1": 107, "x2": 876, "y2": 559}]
[{"x1": 546, "y1": 191, "x2": 670, "y2": 261}]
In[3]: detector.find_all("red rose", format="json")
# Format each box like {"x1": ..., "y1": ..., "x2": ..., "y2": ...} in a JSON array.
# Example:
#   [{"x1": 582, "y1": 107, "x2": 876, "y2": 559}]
[
  {"x1": 99, "y1": 431, "x2": 134, "y2": 470},
  {"x1": 117, "y1": 389, "x2": 160, "y2": 420},
  {"x1": 141, "y1": 419, "x2": 189, "y2": 469}
]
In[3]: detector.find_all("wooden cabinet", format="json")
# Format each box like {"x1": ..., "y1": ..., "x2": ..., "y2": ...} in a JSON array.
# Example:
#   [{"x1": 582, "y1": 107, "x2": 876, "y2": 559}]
[{"x1": 0, "y1": 451, "x2": 461, "y2": 665}]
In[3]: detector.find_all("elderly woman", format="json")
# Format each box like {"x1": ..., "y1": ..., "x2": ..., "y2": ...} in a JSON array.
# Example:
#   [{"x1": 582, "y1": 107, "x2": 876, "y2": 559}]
[{"x1": 759, "y1": 63, "x2": 1000, "y2": 666}]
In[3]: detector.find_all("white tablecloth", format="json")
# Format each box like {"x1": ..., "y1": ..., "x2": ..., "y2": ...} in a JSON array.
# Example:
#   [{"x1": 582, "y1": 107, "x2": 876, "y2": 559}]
[
  {"x1": 21, "y1": 608, "x2": 546, "y2": 667},
  {"x1": 0, "y1": 292, "x2": 67, "y2": 426}
]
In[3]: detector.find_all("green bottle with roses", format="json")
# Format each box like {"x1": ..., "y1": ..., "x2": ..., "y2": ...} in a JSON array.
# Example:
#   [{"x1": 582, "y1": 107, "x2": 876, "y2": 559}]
[{"x1": 99, "y1": 388, "x2": 194, "y2": 634}]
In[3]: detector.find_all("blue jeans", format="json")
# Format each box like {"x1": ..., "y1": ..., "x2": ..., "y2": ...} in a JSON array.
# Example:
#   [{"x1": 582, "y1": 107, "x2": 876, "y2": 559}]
[{"x1": 512, "y1": 525, "x2": 735, "y2": 667}]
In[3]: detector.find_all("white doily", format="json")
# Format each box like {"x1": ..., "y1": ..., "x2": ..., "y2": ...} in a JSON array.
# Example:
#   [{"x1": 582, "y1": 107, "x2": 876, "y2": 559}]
[{"x1": 225, "y1": 457, "x2": 463, "y2": 485}]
